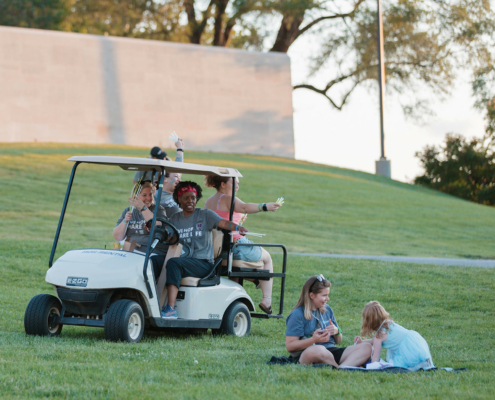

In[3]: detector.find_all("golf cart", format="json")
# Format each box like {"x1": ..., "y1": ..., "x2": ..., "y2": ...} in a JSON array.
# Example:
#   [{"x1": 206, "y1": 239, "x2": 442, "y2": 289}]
[{"x1": 24, "y1": 156, "x2": 287, "y2": 342}]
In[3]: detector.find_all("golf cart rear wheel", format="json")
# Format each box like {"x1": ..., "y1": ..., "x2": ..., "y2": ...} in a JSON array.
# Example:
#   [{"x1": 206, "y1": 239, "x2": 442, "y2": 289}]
[
  {"x1": 24, "y1": 294, "x2": 63, "y2": 337},
  {"x1": 216, "y1": 301, "x2": 251, "y2": 337},
  {"x1": 105, "y1": 300, "x2": 144, "y2": 343}
]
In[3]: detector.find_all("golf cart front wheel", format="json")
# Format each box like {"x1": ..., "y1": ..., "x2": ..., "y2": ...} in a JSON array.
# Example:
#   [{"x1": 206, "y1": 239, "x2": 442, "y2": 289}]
[
  {"x1": 105, "y1": 300, "x2": 144, "y2": 343},
  {"x1": 24, "y1": 294, "x2": 63, "y2": 337},
  {"x1": 216, "y1": 301, "x2": 251, "y2": 337}
]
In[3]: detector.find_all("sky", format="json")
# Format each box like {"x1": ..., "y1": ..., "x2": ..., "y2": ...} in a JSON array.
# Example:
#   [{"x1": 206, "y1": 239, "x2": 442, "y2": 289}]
[{"x1": 288, "y1": 36, "x2": 487, "y2": 183}]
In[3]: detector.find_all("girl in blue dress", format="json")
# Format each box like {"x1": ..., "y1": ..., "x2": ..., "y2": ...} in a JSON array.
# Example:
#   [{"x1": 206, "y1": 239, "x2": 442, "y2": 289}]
[{"x1": 354, "y1": 301, "x2": 435, "y2": 371}]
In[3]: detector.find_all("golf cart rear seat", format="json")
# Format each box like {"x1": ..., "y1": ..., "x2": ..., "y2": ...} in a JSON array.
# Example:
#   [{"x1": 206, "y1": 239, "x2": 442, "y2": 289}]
[
  {"x1": 178, "y1": 231, "x2": 264, "y2": 288},
  {"x1": 213, "y1": 230, "x2": 263, "y2": 270}
]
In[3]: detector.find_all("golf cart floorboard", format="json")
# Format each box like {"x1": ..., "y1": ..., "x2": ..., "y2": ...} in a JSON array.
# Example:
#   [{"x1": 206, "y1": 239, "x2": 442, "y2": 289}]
[
  {"x1": 150, "y1": 318, "x2": 222, "y2": 329},
  {"x1": 228, "y1": 272, "x2": 285, "y2": 278},
  {"x1": 250, "y1": 313, "x2": 284, "y2": 319},
  {"x1": 55, "y1": 316, "x2": 105, "y2": 328}
]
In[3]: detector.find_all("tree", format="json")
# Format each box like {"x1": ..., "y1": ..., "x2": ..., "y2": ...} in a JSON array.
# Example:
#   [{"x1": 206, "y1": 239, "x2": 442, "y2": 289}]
[
  {"x1": 290, "y1": 0, "x2": 495, "y2": 116},
  {"x1": 414, "y1": 134, "x2": 495, "y2": 205},
  {"x1": 0, "y1": 0, "x2": 69, "y2": 30}
]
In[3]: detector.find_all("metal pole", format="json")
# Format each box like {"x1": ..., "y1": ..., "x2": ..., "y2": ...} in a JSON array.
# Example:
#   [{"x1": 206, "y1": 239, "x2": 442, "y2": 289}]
[
  {"x1": 377, "y1": 0, "x2": 386, "y2": 159},
  {"x1": 374, "y1": 0, "x2": 391, "y2": 178}
]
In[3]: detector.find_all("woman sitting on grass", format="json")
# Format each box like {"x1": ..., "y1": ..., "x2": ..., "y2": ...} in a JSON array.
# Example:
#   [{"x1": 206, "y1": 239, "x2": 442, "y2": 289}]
[
  {"x1": 285, "y1": 275, "x2": 372, "y2": 368},
  {"x1": 204, "y1": 175, "x2": 282, "y2": 314},
  {"x1": 354, "y1": 301, "x2": 435, "y2": 370},
  {"x1": 113, "y1": 181, "x2": 167, "y2": 277},
  {"x1": 161, "y1": 181, "x2": 248, "y2": 319}
]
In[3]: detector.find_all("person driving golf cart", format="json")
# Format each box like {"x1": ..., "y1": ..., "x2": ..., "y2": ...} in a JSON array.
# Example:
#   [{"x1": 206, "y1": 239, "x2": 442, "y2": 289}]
[{"x1": 160, "y1": 181, "x2": 248, "y2": 319}]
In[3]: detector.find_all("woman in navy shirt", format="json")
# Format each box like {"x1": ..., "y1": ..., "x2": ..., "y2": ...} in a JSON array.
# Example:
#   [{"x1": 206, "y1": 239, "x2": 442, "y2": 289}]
[{"x1": 285, "y1": 275, "x2": 372, "y2": 367}]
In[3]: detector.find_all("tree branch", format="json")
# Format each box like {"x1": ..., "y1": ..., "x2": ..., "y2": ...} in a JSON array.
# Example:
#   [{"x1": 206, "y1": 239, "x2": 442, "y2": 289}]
[{"x1": 295, "y1": 0, "x2": 366, "y2": 41}]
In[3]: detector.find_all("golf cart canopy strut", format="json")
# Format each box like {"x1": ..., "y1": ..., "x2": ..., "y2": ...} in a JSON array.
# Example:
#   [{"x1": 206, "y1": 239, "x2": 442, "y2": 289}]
[{"x1": 67, "y1": 156, "x2": 243, "y2": 177}]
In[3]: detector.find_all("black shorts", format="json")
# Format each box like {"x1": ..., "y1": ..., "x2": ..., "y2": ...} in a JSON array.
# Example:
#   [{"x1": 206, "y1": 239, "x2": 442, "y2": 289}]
[
  {"x1": 327, "y1": 346, "x2": 347, "y2": 365},
  {"x1": 294, "y1": 346, "x2": 347, "y2": 365}
]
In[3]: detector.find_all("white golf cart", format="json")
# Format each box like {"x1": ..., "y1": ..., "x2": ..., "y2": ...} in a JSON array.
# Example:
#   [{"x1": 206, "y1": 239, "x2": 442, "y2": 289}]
[{"x1": 24, "y1": 156, "x2": 287, "y2": 342}]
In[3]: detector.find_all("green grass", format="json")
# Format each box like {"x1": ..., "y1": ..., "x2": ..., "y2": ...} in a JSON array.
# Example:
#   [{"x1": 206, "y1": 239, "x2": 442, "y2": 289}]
[{"x1": 0, "y1": 143, "x2": 494, "y2": 398}]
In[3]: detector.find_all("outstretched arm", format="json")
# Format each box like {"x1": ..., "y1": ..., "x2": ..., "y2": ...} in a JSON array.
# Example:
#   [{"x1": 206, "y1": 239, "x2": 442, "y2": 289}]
[
  {"x1": 222, "y1": 195, "x2": 282, "y2": 214},
  {"x1": 217, "y1": 219, "x2": 248, "y2": 235}
]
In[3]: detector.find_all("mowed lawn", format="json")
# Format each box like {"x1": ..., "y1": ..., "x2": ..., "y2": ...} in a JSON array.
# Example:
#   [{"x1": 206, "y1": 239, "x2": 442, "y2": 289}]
[{"x1": 0, "y1": 143, "x2": 494, "y2": 398}]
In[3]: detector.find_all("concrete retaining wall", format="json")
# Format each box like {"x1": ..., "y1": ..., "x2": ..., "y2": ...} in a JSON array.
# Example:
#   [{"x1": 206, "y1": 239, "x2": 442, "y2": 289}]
[{"x1": 0, "y1": 26, "x2": 294, "y2": 157}]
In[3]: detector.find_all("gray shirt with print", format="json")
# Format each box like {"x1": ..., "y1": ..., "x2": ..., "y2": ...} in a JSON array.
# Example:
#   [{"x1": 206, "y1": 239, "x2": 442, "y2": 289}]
[
  {"x1": 168, "y1": 208, "x2": 223, "y2": 262},
  {"x1": 116, "y1": 204, "x2": 168, "y2": 255},
  {"x1": 155, "y1": 191, "x2": 181, "y2": 217}
]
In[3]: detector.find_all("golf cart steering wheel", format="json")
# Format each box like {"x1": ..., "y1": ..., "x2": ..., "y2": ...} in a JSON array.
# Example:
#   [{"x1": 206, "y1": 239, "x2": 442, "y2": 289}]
[{"x1": 146, "y1": 218, "x2": 180, "y2": 246}]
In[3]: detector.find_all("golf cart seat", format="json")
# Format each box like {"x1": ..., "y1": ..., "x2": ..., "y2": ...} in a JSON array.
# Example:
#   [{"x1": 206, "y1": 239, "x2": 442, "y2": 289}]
[{"x1": 180, "y1": 277, "x2": 201, "y2": 287}]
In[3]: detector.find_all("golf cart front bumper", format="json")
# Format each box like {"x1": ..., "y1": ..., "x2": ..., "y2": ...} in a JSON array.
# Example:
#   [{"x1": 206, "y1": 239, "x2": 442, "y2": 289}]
[{"x1": 56, "y1": 287, "x2": 113, "y2": 315}]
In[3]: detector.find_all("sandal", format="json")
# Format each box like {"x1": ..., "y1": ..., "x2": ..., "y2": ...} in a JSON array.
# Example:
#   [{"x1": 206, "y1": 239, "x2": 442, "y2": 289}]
[
  {"x1": 259, "y1": 303, "x2": 272, "y2": 314},
  {"x1": 259, "y1": 296, "x2": 272, "y2": 314}
]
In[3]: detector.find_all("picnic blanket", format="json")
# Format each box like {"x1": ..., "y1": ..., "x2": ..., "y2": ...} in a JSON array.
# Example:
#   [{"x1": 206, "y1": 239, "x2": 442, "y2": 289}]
[{"x1": 267, "y1": 356, "x2": 467, "y2": 373}]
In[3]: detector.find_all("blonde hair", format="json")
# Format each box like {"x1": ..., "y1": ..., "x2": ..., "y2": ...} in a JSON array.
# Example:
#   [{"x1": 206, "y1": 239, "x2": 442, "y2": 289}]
[
  {"x1": 360, "y1": 301, "x2": 393, "y2": 338},
  {"x1": 136, "y1": 182, "x2": 156, "y2": 206},
  {"x1": 292, "y1": 276, "x2": 331, "y2": 320}
]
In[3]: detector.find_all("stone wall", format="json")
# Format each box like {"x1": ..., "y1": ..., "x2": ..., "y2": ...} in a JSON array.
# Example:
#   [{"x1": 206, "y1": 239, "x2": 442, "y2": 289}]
[{"x1": 0, "y1": 26, "x2": 294, "y2": 157}]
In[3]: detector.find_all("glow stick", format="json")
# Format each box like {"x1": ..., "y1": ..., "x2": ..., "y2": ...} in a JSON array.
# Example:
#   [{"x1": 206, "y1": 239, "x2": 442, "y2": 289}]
[
  {"x1": 230, "y1": 232, "x2": 266, "y2": 237},
  {"x1": 169, "y1": 131, "x2": 179, "y2": 143}
]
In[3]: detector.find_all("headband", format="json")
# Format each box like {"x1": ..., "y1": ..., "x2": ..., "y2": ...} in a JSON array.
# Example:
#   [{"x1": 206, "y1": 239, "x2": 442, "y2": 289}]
[{"x1": 178, "y1": 185, "x2": 198, "y2": 197}]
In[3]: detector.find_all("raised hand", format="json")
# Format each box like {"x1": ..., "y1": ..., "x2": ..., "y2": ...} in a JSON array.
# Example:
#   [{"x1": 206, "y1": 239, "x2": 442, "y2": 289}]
[
  {"x1": 266, "y1": 202, "x2": 282, "y2": 211},
  {"x1": 327, "y1": 320, "x2": 339, "y2": 336},
  {"x1": 128, "y1": 196, "x2": 145, "y2": 211}
]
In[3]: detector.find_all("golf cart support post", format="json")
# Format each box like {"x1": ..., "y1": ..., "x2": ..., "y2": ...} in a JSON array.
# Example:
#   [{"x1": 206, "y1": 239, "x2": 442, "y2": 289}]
[{"x1": 48, "y1": 156, "x2": 287, "y2": 323}]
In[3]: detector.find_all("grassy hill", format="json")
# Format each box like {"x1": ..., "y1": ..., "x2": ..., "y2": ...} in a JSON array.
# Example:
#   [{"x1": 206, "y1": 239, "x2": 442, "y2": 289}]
[
  {"x1": 0, "y1": 143, "x2": 494, "y2": 398},
  {"x1": 1, "y1": 143, "x2": 494, "y2": 259}
]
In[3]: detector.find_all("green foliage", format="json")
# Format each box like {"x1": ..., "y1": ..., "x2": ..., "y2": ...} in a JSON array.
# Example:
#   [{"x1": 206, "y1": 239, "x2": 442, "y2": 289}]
[
  {"x1": 0, "y1": 0, "x2": 69, "y2": 29},
  {"x1": 473, "y1": 66, "x2": 495, "y2": 136},
  {"x1": 414, "y1": 133, "x2": 495, "y2": 205},
  {"x1": 62, "y1": 0, "x2": 188, "y2": 42}
]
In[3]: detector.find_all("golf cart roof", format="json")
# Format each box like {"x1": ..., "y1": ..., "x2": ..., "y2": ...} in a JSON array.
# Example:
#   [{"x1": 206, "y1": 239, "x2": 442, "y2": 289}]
[{"x1": 68, "y1": 156, "x2": 242, "y2": 177}]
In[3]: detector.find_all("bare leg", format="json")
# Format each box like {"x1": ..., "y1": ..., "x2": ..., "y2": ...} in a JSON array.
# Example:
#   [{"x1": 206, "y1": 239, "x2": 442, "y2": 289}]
[
  {"x1": 166, "y1": 284, "x2": 179, "y2": 308},
  {"x1": 299, "y1": 346, "x2": 339, "y2": 368},
  {"x1": 259, "y1": 250, "x2": 273, "y2": 309},
  {"x1": 339, "y1": 343, "x2": 372, "y2": 367}
]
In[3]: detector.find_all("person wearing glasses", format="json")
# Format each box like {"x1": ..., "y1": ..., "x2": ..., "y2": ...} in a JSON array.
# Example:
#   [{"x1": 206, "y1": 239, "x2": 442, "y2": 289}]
[{"x1": 285, "y1": 275, "x2": 372, "y2": 367}]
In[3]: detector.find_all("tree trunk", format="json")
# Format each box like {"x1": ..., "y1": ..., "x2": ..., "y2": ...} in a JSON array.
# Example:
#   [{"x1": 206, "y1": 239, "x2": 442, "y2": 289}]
[
  {"x1": 270, "y1": 14, "x2": 305, "y2": 53},
  {"x1": 223, "y1": 19, "x2": 235, "y2": 47},
  {"x1": 213, "y1": 0, "x2": 230, "y2": 46}
]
